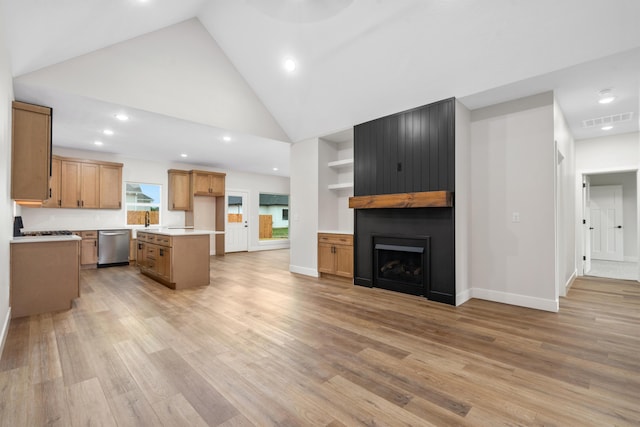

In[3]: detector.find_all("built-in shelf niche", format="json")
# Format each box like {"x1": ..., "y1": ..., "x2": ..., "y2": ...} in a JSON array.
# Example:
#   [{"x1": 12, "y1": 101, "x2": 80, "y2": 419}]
[
  {"x1": 328, "y1": 158, "x2": 354, "y2": 168},
  {"x1": 328, "y1": 182, "x2": 354, "y2": 190}
]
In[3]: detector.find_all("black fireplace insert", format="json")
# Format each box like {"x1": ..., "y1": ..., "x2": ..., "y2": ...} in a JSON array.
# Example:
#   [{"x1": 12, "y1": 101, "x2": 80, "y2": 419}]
[{"x1": 373, "y1": 235, "x2": 430, "y2": 296}]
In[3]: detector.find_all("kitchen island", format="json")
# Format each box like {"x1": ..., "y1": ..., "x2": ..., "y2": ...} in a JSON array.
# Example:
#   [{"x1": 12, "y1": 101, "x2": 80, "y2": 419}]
[
  {"x1": 10, "y1": 234, "x2": 81, "y2": 318},
  {"x1": 136, "y1": 228, "x2": 221, "y2": 290}
]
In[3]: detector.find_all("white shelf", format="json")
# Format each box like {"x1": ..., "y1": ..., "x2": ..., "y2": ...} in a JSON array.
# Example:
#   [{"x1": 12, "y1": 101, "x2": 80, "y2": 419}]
[
  {"x1": 328, "y1": 182, "x2": 354, "y2": 190},
  {"x1": 328, "y1": 158, "x2": 354, "y2": 168}
]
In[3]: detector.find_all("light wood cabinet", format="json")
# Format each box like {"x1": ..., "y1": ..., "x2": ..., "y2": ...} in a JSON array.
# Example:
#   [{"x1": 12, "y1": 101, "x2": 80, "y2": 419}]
[
  {"x1": 42, "y1": 156, "x2": 61, "y2": 208},
  {"x1": 10, "y1": 239, "x2": 80, "y2": 318},
  {"x1": 79, "y1": 230, "x2": 98, "y2": 266},
  {"x1": 137, "y1": 231, "x2": 209, "y2": 289},
  {"x1": 129, "y1": 238, "x2": 137, "y2": 262},
  {"x1": 54, "y1": 155, "x2": 123, "y2": 209},
  {"x1": 11, "y1": 101, "x2": 52, "y2": 202},
  {"x1": 99, "y1": 164, "x2": 122, "y2": 209},
  {"x1": 192, "y1": 170, "x2": 225, "y2": 196},
  {"x1": 318, "y1": 233, "x2": 353, "y2": 278},
  {"x1": 168, "y1": 169, "x2": 191, "y2": 210}
]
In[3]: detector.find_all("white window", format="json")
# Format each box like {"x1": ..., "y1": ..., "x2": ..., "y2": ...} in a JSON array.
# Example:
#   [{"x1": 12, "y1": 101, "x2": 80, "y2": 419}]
[{"x1": 125, "y1": 183, "x2": 161, "y2": 225}]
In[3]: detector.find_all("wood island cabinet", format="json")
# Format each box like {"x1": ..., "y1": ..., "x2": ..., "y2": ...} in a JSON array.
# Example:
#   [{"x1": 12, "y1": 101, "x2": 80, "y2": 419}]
[
  {"x1": 168, "y1": 169, "x2": 192, "y2": 210},
  {"x1": 11, "y1": 101, "x2": 52, "y2": 202},
  {"x1": 137, "y1": 231, "x2": 210, "y2": 289},
  {"x1": 318, "y1": 233, "x2": 354, "y2": 279}
]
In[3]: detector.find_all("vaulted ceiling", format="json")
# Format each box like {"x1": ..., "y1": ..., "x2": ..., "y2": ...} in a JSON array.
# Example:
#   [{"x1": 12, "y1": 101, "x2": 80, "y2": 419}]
[{"x1": 2, "y1": 0, "x2": 639, "y2": 176}]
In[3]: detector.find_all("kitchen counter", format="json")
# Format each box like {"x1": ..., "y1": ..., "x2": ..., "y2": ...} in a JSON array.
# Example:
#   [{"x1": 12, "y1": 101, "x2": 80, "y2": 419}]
[
  {"x1": 136, "y1": 228, "x2": 223, "y2": 237},
  {"x1": 11, "y1": 235, "x2": 82, "y2": 244}
]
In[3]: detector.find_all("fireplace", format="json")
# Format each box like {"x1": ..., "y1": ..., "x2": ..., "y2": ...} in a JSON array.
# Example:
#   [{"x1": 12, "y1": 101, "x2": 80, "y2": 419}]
[{"x1": 374, "y1": 235, "x2": 429, "y2": 296}]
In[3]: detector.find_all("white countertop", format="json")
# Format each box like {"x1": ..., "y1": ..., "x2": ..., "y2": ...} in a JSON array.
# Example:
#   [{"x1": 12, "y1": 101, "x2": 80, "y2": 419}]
[
  {"x1": 11, "y1": 235, "x2": 82, "y2": 244},
  {"x1": 317, "y1": 230, "x2": 353, "y2": 235},
  {"x1": 136, "y1": 228, "x2": 224, "y2": 237}
]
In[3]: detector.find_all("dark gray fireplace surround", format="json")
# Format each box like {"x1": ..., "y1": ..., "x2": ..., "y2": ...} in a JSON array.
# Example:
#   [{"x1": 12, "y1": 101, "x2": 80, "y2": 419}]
[{"x1": 351, "y1": 97, "x2": 456, "y2": 305}]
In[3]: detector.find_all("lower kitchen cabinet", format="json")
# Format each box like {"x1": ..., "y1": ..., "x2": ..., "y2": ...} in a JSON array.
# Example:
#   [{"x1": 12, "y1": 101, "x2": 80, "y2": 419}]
[
  {"x1": 10, "y1": 238, "x2": 80, "y2": 318},
  {"x1": 79, "y1": 230, "x2": 98, "y2": 266},
  {"x1": 318, "y1": 233, "x2": 353, "y2": 279},
  {"x1": 137, "y1": 231, "x2": 210, "y2": 289}
]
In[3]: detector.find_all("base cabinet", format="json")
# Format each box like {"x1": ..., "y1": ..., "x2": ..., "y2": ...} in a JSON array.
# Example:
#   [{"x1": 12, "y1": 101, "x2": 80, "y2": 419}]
[
  {"x1": 137, "y1": 232, "x2": 210, "y2": 289},
  {"x1": 318, "y1": 233, "x2": 353, "y2": 279},
  {"x1": 10, "y1": 239, "x2": 80, "y2": 318}
]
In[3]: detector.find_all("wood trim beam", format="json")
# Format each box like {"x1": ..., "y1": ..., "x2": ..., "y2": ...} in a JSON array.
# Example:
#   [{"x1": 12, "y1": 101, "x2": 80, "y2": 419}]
[{"x1": 349, "y1": 191, "x2": 453, "y2": 209}]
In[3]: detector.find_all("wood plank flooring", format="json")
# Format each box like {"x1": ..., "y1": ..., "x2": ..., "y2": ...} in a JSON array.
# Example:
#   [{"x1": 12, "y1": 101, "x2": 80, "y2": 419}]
[{"x1": 1, "y1": 249, "x2": 639, "y2": 426}]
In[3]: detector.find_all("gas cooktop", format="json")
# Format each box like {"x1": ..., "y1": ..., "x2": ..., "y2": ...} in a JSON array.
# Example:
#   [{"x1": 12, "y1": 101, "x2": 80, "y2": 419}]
[{"x1": 21, "y1": 230, "x2": 73, "y2": 236}]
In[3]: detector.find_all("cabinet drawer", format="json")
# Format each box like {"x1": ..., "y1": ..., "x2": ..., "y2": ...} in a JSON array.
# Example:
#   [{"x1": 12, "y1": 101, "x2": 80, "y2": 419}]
[
  {"x1": 155, "y1": 236, "x2": 172, "y2": 247},
  {"x1": 318, "y1": 233, "x2": 353, "y2": 246},
  {"x1": 137, "y1": 232, "x2": 147, "y2": 242},
  {"x1": 146, "y1": 234, "x2": 156, "y2": 243},
  {"x1": 146, "y1": 245, "x2": 157, "y2": 260},
  {"x1": 81, "y1": 230, "x2": 97, "y2": 239}
]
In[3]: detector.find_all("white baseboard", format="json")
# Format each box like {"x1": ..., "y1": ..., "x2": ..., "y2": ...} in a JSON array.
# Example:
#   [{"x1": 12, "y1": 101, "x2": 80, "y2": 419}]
[
  {"x1": 0, "y1": 308, "x2": 11, "y2": 360},
  {"x1": 564, "y1": 270, "x2": 577, "y2": 295},
  {"x1": 289, "y1": 265, "x2": 319, "y2": 277},
  {"x1": 456, "y1": 289, "x2": 471, "y2": 306},
  {"x1": 624, "y1": 256, "x2": 638, "y2": 263},
  {"x1": 250, "y1": 241, "x2": 290, "y2": 252},
  {"x1": 470, "y1": 288, "x2": 558, "y2": 312}
]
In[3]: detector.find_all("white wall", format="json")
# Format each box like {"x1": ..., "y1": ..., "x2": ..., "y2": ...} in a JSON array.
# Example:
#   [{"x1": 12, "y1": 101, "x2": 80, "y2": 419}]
[
  {"x1": 0, "y1": 5, "x2": 14, "y2": 355},
  {"x1": 455, "y1": 100, "x2": 471, "y2": 305},
  {"x1": 19, "y1": 147, "x2": 290, "y2": 252},
  {"x1": 554, "y1": 98, "x2": 576, "y2": 296},
  {"x1": 289, "y1": 138, "x2": 319, "y2": 276},
  {"x1": 469, "y1": 92, "x2": 558, "y2": 312},
  {"x1": 589, "y1": 172, "x2": 637, "y2": 261},
  {"x1": 574, "y1": 132, "x2": 640, "y2": 274},
  {"x1": 15, "y1": 19, "x2": 289, "y2": 142}
]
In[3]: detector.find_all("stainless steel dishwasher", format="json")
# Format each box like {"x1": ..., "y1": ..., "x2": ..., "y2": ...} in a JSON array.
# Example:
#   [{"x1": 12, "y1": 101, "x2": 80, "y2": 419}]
[{"x1": 97, "y1": 229, "x2": 130, "y2": 267}]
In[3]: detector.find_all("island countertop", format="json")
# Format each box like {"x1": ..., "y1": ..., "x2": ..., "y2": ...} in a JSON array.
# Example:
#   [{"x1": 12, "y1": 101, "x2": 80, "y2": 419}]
[
  {"x1": 10, "y1": 235, "x2": 82, "y2": 244},
  {"x1": 136, "y1": 228, "x2": 224, "y2": 237}
]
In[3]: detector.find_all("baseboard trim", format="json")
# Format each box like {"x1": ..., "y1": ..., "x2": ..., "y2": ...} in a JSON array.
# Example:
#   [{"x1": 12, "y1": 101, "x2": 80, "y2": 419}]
[
  {"x1": 470, "y1": 288, "x2": 558, "y2": 312},
  {"x1": 289, "y1": 265, "x2": 319, "y2": 277},
  {"x1": 565, "y1": 270, "x2": 577, "y2": 294},
  {"x1": 456, "y1": 289, "x2": 472, "y2": 306},
  {"x1": 0, "y1": 308, "x2": 11, "y2": 360}
]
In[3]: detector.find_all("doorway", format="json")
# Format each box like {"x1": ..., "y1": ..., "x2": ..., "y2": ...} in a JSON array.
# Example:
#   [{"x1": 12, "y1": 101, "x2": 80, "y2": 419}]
[
  {"x1": 226, "y1": 190, "x2": 249, "y2": 252},
  {"x1": 582, "y1": 171, "x2": 638, "y2": 280}
]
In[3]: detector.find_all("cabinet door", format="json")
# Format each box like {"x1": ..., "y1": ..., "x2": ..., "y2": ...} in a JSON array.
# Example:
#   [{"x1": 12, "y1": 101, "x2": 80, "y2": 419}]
[
  {"x1": 99, "y1": 164, "x2": 122, "y2": 209},
  {"x1": 210, "y1": 175, "x2": 225, "y2": 196},
  {"x1": 80, "y1": 163, "x2": 100, "y2": 208},
  {"x1": 81, "y1": 238, "x2": 97, "y2": 265},
  {"x1": 168, "y1": 171, "x2": 192, "y2": 210},
  {"x1": 318, "y1": 243, "x2": 336, "y2": 274},
  {"x1": 136, "y1": 242, "x2": 145, "y2": 269},
  {"x1": 60, "y1": 160, "x2": 80, "y2": 208},
  {"x1": 193, "y1": 173, "x2": 212, "y2": 196},
  {"x1": 42, "y1": 157, "x2": 61, "y2": 208},
  {"x1": 334, "y1": 245, "x2": 354, "y2": 278},
  {"x1": 11, "y1": 102, "x2": 52, "y2": 201},
  {"x1": 157, "y1": 246, "x2": 171, "y2": 281}
]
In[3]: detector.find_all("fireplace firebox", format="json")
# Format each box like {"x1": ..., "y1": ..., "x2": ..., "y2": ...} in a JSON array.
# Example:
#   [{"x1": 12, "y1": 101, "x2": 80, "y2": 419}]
[{"x1": 373, "y1": 235, "x2": 429, "y2": 296}]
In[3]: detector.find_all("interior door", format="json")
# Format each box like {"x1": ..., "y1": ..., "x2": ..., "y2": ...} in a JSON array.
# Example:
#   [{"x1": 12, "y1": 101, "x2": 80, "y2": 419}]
[
  {"x1": 226, "y1": 191, "x2": 249, "y2": 252},
  {"x1": 590, "y1": 185, "x2": 623, "y2": 261},
  {"x1": 583, "y1": 176, "x2": 591, "y2": 274}
]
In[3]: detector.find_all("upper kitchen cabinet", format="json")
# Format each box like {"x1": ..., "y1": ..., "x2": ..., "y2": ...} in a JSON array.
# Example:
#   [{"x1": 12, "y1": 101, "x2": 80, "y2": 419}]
[
  {"x1": 192, "y1": 170, "x2": 225, "y2": 196},
  {"x1": 11, "y1": 101, "x2": 52, "y2": 202},
  {"x1": 42, "y1": 156, "x2": 61, "y2": 208},
  {"x1": 99, "y1": 164, "x2": 123, "y2": 209},
  {"x1": 168, "y1": 169, "x2": 191, "y2": 211},
  {"x1": 55, "y1": 155, "x2": 123, "y2": 209}
]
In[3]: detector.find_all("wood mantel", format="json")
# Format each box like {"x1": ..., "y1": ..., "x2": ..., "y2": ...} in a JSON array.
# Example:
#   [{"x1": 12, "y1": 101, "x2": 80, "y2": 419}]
[{"x1": 349, "y1": 191, "x2": 453, "y2": 209}]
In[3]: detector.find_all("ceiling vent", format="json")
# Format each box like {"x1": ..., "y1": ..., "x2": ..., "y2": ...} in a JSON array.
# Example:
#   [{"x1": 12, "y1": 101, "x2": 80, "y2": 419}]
[{"x1": 583, "y1": 112, "x2": 634, "y2": 128}]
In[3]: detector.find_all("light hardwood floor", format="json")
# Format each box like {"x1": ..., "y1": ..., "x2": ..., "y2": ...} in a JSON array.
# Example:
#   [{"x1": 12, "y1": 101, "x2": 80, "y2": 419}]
[{"x1": 1, "y1": 249, "x2": 639, "y2": 426}]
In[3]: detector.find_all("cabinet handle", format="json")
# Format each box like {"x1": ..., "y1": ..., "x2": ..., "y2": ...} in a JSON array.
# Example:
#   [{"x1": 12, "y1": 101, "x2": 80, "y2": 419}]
[
  {"x1": 118, "y1": 201, "x2": 121, "y2": 208},
  {"x1": 77, "y1": 200, "x2": 80, "y2": 207},
  {"x1": 81, "y1": 200, "x2": 84, "y2": 207},
  {"x1": 172, "y1": 202, "x2": 175, "y2": 208},
  {"x1": 159, "y1": 249, "x2": 164, "y2": 256},
  {"x1": 58, "y1": 199, "x2": 61, "y2": 207},
  {"x1": 94, "y1": 240, "x2": 97, "y2": 247},
  {"x1": 138, "y1": 243, "x2": 142, "y2": 250}
]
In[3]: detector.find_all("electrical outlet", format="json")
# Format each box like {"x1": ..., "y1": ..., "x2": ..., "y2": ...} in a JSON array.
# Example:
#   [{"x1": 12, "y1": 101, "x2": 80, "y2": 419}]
[{"x1": 512, "y1": 212, "x2": 520, "y2": 223}]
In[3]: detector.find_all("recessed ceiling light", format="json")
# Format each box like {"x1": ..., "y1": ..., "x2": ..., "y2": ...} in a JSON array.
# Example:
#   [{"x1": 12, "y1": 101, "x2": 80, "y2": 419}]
[
  {"x1": 601, "y1": 125, "x2": 613, "y2": 131},
  {"x1": 180, "y1": 153, "x2": 188, "y2": 158},
  {"x1": 598, "y1": 89, "x2": 615, "y2": 104},
  {"x1": 94, "y1": 141, "x2": 103, "y2": 146},
  {"x1": 273, "y1": 167, "x2": 279, "y2": 171},
  {"x1": 223, "y1": 135, "x2": 231, "y2": 142},
  {"x1": 103, "y1": 129, "x2": 114, "y2": 135},
  {"x1": 283, "y1": 58, "x2": 296, "y2": 72},
  {"x1": 115, "y1": 113, "x2": 129, "y2": 121}
]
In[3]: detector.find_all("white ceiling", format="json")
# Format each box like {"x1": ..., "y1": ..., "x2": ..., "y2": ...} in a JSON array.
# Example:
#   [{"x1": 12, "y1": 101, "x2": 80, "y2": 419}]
[{"x1": 2, "y1": 0, "x2": 640, "y2": 177}]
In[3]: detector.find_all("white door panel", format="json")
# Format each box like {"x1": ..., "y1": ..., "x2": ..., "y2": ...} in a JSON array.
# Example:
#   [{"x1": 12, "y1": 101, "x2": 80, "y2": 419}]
[
  {"x1": 226, "y1": 191, "x2": 249, "y2": 253},
  {"x1": 590, "y1": 185, "x2": 623, "y2": 261}
]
